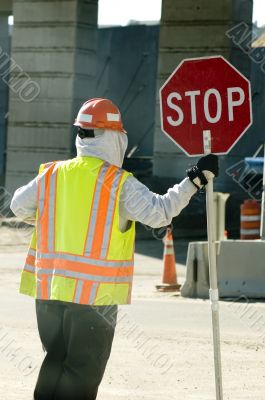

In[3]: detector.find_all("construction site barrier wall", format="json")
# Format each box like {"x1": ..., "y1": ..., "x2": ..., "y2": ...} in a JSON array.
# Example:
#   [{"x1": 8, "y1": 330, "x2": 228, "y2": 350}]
[{"x1": 181, "y1": 240, "x2": 265, "y2": 299}]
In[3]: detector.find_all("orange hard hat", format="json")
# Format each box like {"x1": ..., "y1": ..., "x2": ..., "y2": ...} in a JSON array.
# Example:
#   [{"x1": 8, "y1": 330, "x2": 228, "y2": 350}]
[{"x1": 74, "y1": 98, "x2": 126, "y2": 133}]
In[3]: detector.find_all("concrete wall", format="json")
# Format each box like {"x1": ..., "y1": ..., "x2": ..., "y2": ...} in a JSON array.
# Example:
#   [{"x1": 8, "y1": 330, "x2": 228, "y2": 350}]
[
  {"x1": 0, "y1": 16, "x2": 10, "y2": 183},
  {"x1": 5, "y1": 0, "x2": 98, "y2": 193},
  {"x1": 0, "y1": 0, "x2": 12, "y2": 185},
  {"x1": 0, "y1": 0, "x2": 13, "y2": 14},
  {"x1": 97, "y1": 25, "x2": 159, "y2": 156},
  {"x1": 4, "y1": 20, "x2": 159, "y2": 192}
]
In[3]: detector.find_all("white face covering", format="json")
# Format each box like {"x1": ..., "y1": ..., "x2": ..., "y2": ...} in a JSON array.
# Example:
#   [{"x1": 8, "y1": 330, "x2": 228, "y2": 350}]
[{"x1": 75, "y1": 129, "x2": 128, "y2": 168}]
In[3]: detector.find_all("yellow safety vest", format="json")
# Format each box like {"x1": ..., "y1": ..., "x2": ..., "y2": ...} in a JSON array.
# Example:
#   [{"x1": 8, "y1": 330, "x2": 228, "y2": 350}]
[{"x1": 20, "y1": 157, "x2": 135, "y2": 305}]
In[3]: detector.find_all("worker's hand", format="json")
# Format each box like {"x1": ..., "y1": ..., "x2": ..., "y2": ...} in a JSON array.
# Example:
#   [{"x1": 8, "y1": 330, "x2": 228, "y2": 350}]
[{"x1": 187, "y1": 154, "x2": 219, "y2": 190}]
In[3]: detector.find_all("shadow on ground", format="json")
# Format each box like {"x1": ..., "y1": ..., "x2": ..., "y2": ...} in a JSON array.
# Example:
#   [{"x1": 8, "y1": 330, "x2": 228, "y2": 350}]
[{"x1": 135, "y1": 238, "x2": 191, "y2": 265}]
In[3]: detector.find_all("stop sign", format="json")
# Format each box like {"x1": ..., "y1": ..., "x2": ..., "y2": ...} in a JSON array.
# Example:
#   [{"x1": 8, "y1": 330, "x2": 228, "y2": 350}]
[{"x1": 160, "y1": 56, "x2": 252, "y2": 156}]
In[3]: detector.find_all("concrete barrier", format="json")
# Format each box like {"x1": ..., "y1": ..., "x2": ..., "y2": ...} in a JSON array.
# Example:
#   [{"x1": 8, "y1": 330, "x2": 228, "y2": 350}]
[{"x1": 181, "y1": 240, "x2": 265, "y2": 299}]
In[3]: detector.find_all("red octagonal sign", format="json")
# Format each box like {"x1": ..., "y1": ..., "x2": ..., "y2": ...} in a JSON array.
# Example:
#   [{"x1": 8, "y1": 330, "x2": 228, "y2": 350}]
[{"x1": 160, "y1": 56, "x2": 252, "y2": 156}]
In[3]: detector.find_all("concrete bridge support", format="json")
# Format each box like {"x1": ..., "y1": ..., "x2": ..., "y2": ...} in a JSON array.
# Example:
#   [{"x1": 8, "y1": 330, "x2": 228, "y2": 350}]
[
  {"x1": 0, "y1": 0, "x2": 12, "y2": 185},
  {"x1": 5, "y1": 0, "x2": 98, "y2": 193}
]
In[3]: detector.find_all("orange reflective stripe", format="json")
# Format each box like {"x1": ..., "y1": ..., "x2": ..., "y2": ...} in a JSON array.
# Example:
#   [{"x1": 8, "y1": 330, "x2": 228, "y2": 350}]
[
  {"x1": 80, "y1": 281, "x2": 95, "y2": 304},
  {"x1": 100, "y1": 169, "x2": 123, "y2": 258},
  {"x1": 90, "y1": 165, "x2": 118, "y2": 258},
  {"x1": 36, "y1": 257, "x2": 134, "y2": 278},
  {"x1": 23, "y1": 248, "x2": 37, "y2": 273},
  {"x1": 40, "y1": 276, "x2": 49, "y2": 300},
  {"x1": 38, "y1": 163, "x2": 56, "y2": 252},
  {"x1": 47, "y1": 166, "x2": 59, "y2": 252},
  {"x1": 36, "y1": 274, "x2": 49, "y2": 300},
  {"x1": 38, "y1": 251, "x2": 132, "y2": 267},
  {"x1": 25, "y1": 254, "x2": 36, "y2": 267},
  {"x1": 25, "y1": 249, "x2": 36, "y2": 267},
  {"x1": 83, "y1": 163, "x2": 109, "y2": 256},
  {"x1": 73, "y1": 281, "x2": 99, "y2": 304},
  {"x1": 37, "y1": 251, "x2": 133, "y2": 268}
]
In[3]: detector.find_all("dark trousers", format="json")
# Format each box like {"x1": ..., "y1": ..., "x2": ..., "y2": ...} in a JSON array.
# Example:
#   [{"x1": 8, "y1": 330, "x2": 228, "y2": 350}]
[{"x1": 34, "y1": 300, "x2": 117, "y2": 400}]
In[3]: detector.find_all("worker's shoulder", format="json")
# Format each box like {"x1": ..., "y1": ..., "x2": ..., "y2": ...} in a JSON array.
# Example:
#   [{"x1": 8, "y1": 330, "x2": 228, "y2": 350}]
[
  {"x1": 40, "y1": 161, "x2": 57, "y2": 169},
  {"x1": 118, "y1": 166, "x2": 134, "y2": 178},
  {"x1": 38, "y1": 159, "x2": 68, "y2": 174},
  {"x1": 100, "y1": 162, "x2": 133, "y2": 178}
]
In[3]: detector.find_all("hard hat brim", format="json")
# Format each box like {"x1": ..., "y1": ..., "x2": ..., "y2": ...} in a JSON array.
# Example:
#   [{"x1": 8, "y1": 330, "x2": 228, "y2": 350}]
[{"x1": 73, "y1": 121, "x2": 127, "y2": 134}]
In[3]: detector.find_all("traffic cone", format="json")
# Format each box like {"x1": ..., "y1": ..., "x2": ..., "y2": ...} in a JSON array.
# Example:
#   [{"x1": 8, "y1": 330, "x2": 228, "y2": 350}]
[{"x1": 156, "y1": 227, "x2": 181, "y2": 292}]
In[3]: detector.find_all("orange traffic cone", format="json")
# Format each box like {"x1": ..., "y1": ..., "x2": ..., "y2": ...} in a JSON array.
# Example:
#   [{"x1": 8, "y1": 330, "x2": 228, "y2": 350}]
[{"x1": 156, "y1": 227, "x2": 181, "y2": 292}]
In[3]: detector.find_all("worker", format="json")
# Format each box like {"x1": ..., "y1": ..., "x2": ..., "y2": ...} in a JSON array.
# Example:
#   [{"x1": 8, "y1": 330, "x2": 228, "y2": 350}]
[{"x1": 10, "y1": 98, "x2": 218, "y2": 400}]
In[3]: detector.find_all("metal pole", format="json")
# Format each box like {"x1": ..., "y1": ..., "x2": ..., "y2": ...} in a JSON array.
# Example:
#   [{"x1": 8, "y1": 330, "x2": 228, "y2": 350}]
[
  {"x1": 203, "y1": 130, "x2": 223, "y2": 400},
  {"x1": 260, "y1": 142, "x2": 265, "y2": 240}
]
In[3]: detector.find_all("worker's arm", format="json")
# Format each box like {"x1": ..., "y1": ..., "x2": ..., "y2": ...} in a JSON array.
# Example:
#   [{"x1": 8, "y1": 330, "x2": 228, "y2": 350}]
[
  {"x1": 120, "y1": 154, "x2": 219, "y2": 229},
  {"x1": 120, "y1": 176, "x2": 197, "y2": 229},
  {"x1": 10, "y1": 177, "x2": 38, "y2": 225}
]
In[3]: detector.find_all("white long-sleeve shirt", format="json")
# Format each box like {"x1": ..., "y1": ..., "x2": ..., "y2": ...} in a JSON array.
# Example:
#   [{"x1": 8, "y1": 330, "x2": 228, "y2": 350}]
[
  {"x1": 10, "y1": 173, "x2": 196, "y2": 229},
  {"x1": 10, "y1": 132, "x2": 197, "y2": 229}
]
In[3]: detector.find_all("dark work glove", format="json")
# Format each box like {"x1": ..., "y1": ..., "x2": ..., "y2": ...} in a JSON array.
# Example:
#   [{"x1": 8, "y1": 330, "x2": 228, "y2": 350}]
[{"x1": 187, "y1": 154, "x2": 219, "y2": 190}]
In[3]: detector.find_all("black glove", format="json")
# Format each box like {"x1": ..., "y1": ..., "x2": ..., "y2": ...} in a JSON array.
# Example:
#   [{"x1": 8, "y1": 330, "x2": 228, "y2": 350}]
[{"x1": 187, "y1": 154, "x2": 219, "y2": 190}]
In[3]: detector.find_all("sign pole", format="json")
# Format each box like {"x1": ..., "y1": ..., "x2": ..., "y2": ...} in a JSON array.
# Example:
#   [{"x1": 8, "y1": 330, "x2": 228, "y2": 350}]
[
  {"x1": 260, "y1": 142, "x2": 265, "y2": 240},
  {"x1": 203, "y1": 130, "x2": 223, "y2": 400}
]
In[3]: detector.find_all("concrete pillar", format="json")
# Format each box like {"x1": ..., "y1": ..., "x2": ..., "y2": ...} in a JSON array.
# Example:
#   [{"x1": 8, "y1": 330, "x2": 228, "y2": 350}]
[
  {"x1": 0, "y1": 0, "x2": 12, "y2": 185},
  {"x1": 153, "y1": 0, "x2": 253, "y2": 180},
  {"x1": 5, "y1": 0, "x2": 98, "y2": 193},
  {"x1": 0, "y1": 15, "x2": 10, "y2": 183},
  {"x1": 0, "y1": 0, "x2": 13, "y2": 14}
]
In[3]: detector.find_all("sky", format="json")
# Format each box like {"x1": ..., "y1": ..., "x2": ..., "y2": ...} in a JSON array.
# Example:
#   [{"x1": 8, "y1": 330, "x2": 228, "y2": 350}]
[
  {"x1": 253, "y1": 0, "x2": 265, "y2": 26},
  {"x1": 98, "y1": 0, "x2": 162, "y2": 26},
  {"x1": 99, "y1": 0, "x2": 265, "y2": 27}
]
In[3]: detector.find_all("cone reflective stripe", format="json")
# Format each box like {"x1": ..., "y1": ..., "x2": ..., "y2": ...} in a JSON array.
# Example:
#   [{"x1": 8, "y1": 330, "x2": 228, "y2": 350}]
[
  {"x1": 156, "y1": 227, "x2": 181, "y2": 292},
  {"x1": 163, "y1": 238, "x2": 174, "y2": 255}
]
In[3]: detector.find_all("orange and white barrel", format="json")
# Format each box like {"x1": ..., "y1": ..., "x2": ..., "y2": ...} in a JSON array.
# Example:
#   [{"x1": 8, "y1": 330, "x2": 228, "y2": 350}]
[{"x1": 240, "y1": 199, "x2": 261, "y2": 239}]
